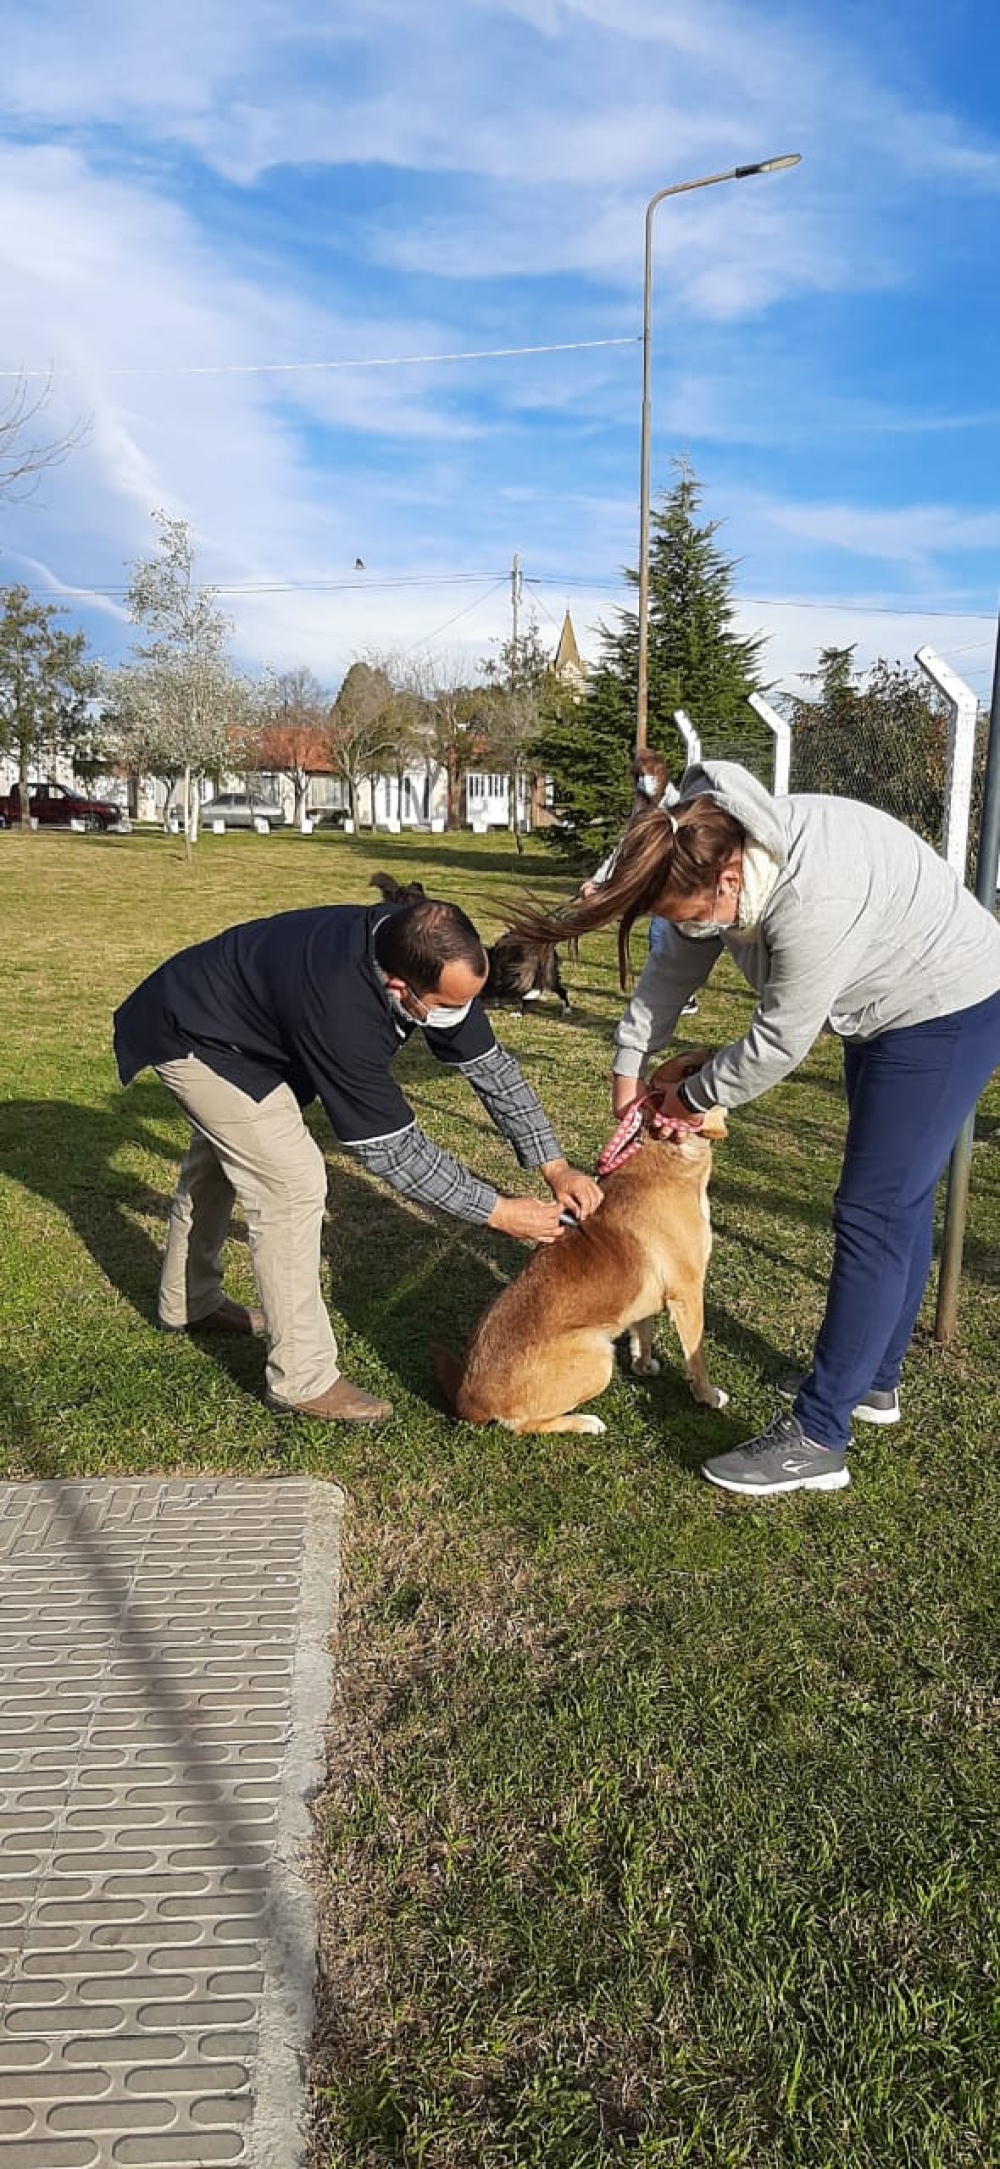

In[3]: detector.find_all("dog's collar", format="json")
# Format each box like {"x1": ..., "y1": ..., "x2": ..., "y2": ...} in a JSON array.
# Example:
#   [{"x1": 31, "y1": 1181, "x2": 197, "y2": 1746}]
[{"x1": 596, "y1": 1093, "x2": 657, "y2": 1177}]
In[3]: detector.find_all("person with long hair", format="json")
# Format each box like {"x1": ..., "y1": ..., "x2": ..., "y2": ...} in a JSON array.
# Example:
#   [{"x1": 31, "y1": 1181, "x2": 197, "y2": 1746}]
[
  {"x1": 576, "y1": 743, "x2": 699, "y2": 1013},
  {"x1": 510, "y1": 759, "x2": 1000, "y2": 1498}
]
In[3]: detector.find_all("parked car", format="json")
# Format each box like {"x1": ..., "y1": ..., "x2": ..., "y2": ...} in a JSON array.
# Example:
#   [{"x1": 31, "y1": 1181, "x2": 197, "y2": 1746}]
[
  {"x1": 0, "y1": 779, "x2": 125, "y2": 830},
  {"x1": 200, "y1": 793, "x2": 287, "y2": 830}
]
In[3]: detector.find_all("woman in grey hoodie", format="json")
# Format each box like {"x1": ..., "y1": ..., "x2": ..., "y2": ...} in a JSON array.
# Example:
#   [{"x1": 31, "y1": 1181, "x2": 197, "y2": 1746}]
[{"x1": 515, "y1": 761, "x2": 1000, "y2": 1498}]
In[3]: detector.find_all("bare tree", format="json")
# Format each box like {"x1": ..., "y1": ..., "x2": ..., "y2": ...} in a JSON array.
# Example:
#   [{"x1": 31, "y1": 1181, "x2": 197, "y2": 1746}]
[
  {"x1": 252, "y1": 666, "x2": 332, "y2": 830},
  {"x1": 126, "y1": 510, "x2": 237, "y2": 848},
  {"x1": 327, "y1": 661, "x2": 399, "y2": 827},
  {"x1": 413, "y1": 651, "x2": 482, "y2": 829},
  {"x1": 0, "y1": 372, "x2": 89, "y2": 501}
]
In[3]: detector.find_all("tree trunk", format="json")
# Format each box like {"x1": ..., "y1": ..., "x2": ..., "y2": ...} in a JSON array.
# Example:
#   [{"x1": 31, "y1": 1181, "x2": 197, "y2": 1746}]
[
  {"x1": 182, "y1": 764, "x2": 194, "y2": 859},
  {"x1": 18, "y1": 737, "x2": 33, "y2": 833}
]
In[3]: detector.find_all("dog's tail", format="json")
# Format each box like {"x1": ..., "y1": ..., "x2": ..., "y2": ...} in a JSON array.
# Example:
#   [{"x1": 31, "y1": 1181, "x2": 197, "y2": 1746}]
[{"x1": 431, "y1": 1343, "x2": 464, "y2": 1412}]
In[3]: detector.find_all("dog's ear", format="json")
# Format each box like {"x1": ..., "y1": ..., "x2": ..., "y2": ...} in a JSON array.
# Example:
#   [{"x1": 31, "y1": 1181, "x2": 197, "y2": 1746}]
[{"x1": 648, "y1": 1048, "x2": 711, "y2": 1091}]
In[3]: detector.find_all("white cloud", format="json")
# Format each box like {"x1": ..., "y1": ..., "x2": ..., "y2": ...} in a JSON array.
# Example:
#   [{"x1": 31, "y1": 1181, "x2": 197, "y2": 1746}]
[
  {"x1": 2, "y1": 0, "x2": 998, "y2": 708},
  {"x1": 756, "y1": 495, "x2": 1000, "y2": 571}
]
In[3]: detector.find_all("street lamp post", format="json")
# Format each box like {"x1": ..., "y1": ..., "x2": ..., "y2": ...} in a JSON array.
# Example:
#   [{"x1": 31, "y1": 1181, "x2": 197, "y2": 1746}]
[{"x1": 635, "y1": 154, "x2": 802, "y2": 751}]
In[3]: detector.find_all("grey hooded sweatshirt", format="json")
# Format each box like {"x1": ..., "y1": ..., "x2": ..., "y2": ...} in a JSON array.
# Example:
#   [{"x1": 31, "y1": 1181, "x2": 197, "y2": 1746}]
[{"x1": 613, "y1": 760, "x2": 1000, "y2": 1115}]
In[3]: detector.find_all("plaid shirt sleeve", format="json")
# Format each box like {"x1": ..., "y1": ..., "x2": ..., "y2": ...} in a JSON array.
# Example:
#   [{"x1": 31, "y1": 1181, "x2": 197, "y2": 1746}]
[
  {"x1": 345, "y1": 1122, "x2": 499, "y2": 1225},
  {"x1": 455, "y1": 1043, "x2": 563, "y2": 1169}
]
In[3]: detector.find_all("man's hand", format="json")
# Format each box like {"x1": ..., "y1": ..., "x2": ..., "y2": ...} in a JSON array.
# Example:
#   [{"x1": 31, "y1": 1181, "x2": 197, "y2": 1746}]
[
  {"x1": 488, "y1": 1194, "x2": 569, "y2": 1244},
  {"x1": 539, "y1": 1158, "x2": 603, "y2": 1222}
]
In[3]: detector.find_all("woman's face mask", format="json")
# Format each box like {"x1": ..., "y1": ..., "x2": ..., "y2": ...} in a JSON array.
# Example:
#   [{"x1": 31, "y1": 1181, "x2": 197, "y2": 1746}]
[
  {"x1": 677, "y1": 918, "x2": 727, "y2": 942},
  {"x1": 635, "y1": 773, "x2": 661, "y2": 800}
]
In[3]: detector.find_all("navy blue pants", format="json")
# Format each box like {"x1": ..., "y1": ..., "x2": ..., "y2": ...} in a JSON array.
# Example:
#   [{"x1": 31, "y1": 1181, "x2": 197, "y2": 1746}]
[{"x1": 795, "y1": 986, "x2": 1000, "y2": 1453}]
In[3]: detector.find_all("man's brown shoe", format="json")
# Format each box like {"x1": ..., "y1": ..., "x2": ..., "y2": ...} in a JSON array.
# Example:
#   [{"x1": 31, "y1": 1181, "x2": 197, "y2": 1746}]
[
  {"x1": 165, "y1": 1297, "x2": 267, "y2": 1337},
  {"x1": 269, "y1": 1377, "x2": 393, "y2": 1424}
]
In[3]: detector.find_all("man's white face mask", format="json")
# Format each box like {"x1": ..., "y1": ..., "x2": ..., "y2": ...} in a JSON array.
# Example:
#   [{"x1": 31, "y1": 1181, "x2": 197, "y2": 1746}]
[
  {"x1": 390, "y1": 989, "x2": 474, "y2": 1031},
  {"x1": 418, "y1": 998, "x2": 473, "y2": 1030}
]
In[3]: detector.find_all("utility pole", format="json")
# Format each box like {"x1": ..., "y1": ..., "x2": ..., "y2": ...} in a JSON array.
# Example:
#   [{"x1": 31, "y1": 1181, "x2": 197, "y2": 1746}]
[
  {"x1": 510, "y1": 552, "x2": 521, "y2": 686},
  {"x1": 510, "y1": 553, "x2": 522, "y2": 842}
]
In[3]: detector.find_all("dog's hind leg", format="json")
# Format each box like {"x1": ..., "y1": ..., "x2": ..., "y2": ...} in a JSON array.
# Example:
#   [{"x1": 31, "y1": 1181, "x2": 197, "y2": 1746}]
[
  {"x1": 665, "y1": 1290, "x2": 729, "y2": 1409},
  {"x1": 499, "y1": 1334, "x2": 614, "y2": 1434},
  {"x1": 504, "y1": 1411, "x2": 607, "y2": 1435}
]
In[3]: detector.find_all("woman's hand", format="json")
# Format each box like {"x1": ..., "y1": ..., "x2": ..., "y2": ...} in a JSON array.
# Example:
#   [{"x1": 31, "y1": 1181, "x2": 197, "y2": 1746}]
[
  {"x1": 648, "y1": 1086, "x2": 704, "y2": 1138},
  {"x1": 611, "y1": 1075, "x2": 646, "y2": 1119}
]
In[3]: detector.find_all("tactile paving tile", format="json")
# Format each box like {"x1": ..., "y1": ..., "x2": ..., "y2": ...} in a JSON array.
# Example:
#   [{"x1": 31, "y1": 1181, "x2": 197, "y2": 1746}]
[{"x1": 0, "y1": 1479, "x2": 341, "y2": 2169}]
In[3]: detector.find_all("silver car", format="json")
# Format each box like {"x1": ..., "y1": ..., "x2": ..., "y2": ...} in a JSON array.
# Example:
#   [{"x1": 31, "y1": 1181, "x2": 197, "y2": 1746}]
[{"x1": 201, "y1": 794, "x2": 287, "y2": 831}]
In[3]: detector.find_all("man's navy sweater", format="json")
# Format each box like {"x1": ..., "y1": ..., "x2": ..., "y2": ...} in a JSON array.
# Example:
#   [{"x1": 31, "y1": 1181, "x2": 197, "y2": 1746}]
[{"x1": 113, "y1": 903, "x2": 496, "y2": 1146}]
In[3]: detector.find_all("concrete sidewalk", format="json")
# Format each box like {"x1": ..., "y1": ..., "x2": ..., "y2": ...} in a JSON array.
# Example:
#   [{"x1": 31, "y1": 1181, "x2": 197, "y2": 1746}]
[{"x1": 0, "y1": 1477, "x2": 342, "y2": 2169}]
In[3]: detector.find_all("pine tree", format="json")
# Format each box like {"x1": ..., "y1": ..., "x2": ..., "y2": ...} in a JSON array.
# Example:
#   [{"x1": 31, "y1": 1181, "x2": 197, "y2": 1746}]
[
  {"x1": 532, "y1": 462, "x2": 769, "y2": 861},
  {"x1": 643, "y1": 462, "x2": 768, "y2": 761}
]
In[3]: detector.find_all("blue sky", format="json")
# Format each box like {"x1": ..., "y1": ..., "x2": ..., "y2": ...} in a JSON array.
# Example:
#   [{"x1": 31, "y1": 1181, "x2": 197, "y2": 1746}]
[{"x1": 2, "y1": 0, "x2": 999, "y2": 707}]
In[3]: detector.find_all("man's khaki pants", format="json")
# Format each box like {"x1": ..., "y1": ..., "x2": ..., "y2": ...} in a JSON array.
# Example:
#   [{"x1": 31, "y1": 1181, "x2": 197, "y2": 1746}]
[{"x1": 155, "y1": 1054, "x2": 340, "y2": 1408}]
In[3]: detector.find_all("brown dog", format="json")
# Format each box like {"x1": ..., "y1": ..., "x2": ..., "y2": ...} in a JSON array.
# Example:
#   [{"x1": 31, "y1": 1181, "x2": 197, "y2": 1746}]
[{"x1": 433, "y1": 1052, "x2": 728, "y2": 1435}]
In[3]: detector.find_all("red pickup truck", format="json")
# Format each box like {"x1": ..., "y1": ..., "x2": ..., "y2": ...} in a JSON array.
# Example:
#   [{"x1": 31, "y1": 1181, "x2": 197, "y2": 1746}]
[{"x1": 0, "y1": 779, "x2": 125, "y2": 831}]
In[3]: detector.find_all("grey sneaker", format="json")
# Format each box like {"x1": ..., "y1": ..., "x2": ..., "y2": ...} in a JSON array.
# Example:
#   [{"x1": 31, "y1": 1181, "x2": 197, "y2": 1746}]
[
  {"x1": 702, "y1": 1412, "x2": 850, "y2": 1497},
  {"x1": 777, "y1": 1373, "x2": 900, "y2": 1426},
  {"x1": 681, "y1": 996, "x2": 699, "y2": 1016}
]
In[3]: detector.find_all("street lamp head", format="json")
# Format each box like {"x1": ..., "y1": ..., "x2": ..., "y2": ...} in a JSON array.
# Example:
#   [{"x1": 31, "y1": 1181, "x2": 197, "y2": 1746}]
[{"x1": 734, "y1": 153, "x2": 802, "y2": 178}]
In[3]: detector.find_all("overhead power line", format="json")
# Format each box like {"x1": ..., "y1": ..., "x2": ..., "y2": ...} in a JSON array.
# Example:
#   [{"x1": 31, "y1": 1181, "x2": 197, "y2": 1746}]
[
  {"x1": 3, "y1": 336, "x2": 639, "y2": 383},
  {"x1": 15, "y1": 567, "x2": 997, "y2": 631}
]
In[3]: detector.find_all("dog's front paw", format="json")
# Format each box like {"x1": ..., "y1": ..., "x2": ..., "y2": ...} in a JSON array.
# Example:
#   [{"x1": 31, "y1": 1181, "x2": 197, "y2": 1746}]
[
  {"x1": 630, "y1": 1353, "x2": 661, "y2": 1376},
  {"x1": 706, "y1": 1385, "x2": 729, "y2": 1410},
  {"x1": 577, "y1": 1413, "x2": 607, "y2": 1434}
]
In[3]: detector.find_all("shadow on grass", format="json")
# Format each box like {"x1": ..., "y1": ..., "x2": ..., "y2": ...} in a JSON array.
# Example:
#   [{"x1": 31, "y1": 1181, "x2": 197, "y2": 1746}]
[
  {"x1": 0, "y1": 1079, "x2": 825, "y2": 1443},
  {"x1": 324, "y1": 836, "x2": 563, "y2": 880},
  {"x1": 0, "y1": 1083, "x2": 176, "y2": 1326}
]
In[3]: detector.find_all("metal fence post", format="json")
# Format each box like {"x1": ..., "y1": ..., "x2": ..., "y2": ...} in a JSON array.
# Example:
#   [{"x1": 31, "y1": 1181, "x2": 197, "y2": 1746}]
[
  {"x1": 673, "y1": 710, "x2": 702, "y2": 768},
  {"x1": 915, "y1": 644, "x2": 978, "y2": 879},
  {"x1": 748, "y1": 691, "x2": 791, "y2": 795},
  {"x1": 915, "y1": 638, "x2": 999, "y2": 1343}
]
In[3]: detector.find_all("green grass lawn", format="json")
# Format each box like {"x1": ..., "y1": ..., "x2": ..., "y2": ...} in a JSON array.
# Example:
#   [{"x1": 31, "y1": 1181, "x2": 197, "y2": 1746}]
[{"x1": 1, "y1": 825, "x2": 998, "y2": 2169}]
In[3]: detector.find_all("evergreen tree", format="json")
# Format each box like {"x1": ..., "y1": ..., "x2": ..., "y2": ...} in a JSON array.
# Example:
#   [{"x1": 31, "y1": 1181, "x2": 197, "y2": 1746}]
[
  {"x1": 0, "y1": 585, "x2": 96, "y2": 830},
  {"x1": 789, "y1": 647, "x2": 953, "y2": 843},
  {"x1": 643, "y1": 462, "x2": 768, "y2": 760},
  {"x1": 532, "y1": 462, "x2": 769, "y2": 862}
]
